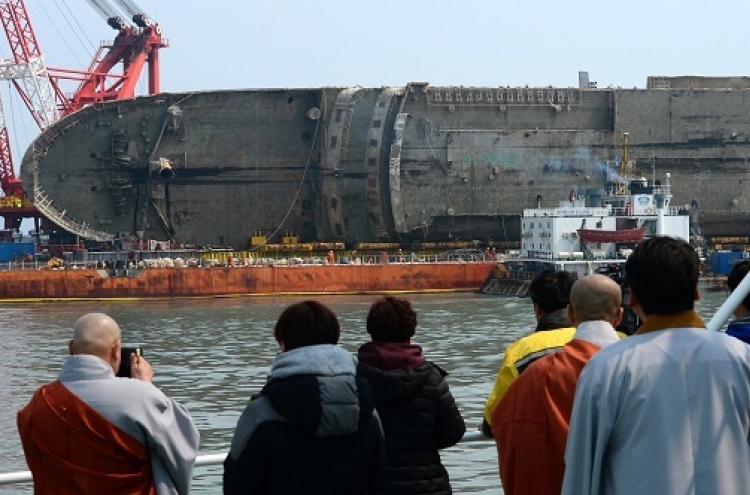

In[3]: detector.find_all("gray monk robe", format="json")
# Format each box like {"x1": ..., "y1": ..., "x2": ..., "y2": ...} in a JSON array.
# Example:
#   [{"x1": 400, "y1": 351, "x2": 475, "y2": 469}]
[{"x1": 19, "y1": 355, "x2": 200, "y2": 495}]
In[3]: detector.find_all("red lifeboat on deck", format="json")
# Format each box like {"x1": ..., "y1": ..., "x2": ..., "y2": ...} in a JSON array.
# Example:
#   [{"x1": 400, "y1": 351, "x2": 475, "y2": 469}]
[{"x1": 576, "y1": 227, "x2": 646, "y2": 244}]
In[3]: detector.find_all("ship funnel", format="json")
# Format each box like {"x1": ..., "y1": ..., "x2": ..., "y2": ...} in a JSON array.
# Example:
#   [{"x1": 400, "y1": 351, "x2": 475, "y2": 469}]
[{"x1": 151, "y1": 158, "x2": 175, "y2": 182}]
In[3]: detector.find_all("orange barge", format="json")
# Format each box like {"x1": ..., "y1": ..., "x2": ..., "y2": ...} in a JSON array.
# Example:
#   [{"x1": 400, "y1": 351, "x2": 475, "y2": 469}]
[{"x1": 0, "y1": 262, "x2": 497, "y2": 301}]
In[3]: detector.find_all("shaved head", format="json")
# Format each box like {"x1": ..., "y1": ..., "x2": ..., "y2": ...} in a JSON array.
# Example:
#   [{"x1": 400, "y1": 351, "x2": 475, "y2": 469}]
[
  {"x1": 70, "y1": 313, "x2": 121, "y2": 361},
  {"x1": 569, "y1": 274, "x2": 622, "y2": 323}
]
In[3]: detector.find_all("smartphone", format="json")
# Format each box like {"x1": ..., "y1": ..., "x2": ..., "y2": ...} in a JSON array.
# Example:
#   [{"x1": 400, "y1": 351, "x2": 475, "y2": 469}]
[{"x1": 116, "y1": 345, "x2": 144, "y2": 378}]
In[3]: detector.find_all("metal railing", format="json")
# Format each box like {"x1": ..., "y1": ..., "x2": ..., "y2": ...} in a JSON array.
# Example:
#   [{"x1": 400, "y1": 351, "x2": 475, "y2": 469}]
[{"x1": 0, "y1": 431, "x2": 490, "y2": 486}]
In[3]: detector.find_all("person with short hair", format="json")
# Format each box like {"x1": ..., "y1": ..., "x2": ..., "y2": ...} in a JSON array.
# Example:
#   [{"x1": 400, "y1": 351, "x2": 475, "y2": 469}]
[
  {"x1": 563, "y1": 237, "x2": 750, "y2": 495},
  {"x1": 492, "y1": 274, "x2": 622, "y2": 495},
  {"x1": 17, "y1": 312, "x2": 199, "y2": 494},
  {"x1": 482, "y1": 270, "x2": 576, "y2": 436},
  {"x1": 726, "y1": 259, "x2": 750, "y2": 343},
  {"x1": 223, "y1": 300, "x2": 385, "y2": 494},
  {"x1": 357, "y1": 296, "x2": 465, "y2": 494}
]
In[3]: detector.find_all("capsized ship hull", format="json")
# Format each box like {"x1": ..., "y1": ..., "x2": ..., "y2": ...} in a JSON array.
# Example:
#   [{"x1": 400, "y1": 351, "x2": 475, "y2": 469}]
[
  {"x1": 0, "y1": 262, "x2": 496, "y2": 300},
  {"x1": 21, "y1": 78, "x2": 750, "y2": 247}
]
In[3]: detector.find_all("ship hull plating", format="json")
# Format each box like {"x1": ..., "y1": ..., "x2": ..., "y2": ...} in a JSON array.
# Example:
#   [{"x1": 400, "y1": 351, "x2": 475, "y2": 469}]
[{"x1": 21, "y1": 82, "x2": 750, "y2": 247}]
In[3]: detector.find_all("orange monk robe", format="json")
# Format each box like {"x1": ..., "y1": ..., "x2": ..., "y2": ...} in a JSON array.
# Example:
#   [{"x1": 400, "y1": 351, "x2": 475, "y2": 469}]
[
  {"x1": 18, "y1": 380, "x2": 156, "y2": 495},
  {"x1": 491, "y1": 339, "x2": 600, "y2": 495}
]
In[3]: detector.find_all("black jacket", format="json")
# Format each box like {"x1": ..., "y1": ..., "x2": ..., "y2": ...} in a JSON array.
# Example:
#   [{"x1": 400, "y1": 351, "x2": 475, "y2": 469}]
[
  {"x1": 224, "y1": 344, "x2": 385, "y2": 494},
  {"x1": 357, "y1": 342, "x2": 466, "y2": 494}
]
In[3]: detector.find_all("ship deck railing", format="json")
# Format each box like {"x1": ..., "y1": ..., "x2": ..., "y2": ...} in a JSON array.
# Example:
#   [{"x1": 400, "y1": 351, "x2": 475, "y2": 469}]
[
  {"x1": 0, "y1": 252, "x2": 499, "y2": 272},
  {"x1": 524, "y1": 204, "x2": 689, "y2": 218},
  {"x1": 0, "y1": 431, "x2": 491, "y2": 487}
]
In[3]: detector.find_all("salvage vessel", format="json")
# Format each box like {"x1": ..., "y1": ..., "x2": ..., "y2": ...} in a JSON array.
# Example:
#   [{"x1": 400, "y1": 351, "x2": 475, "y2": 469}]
[
  {"x1": 480, "y1": 133, "x2": 691, "y2": 297},
  {"x1": 19, "y1": 74, "x2": 750, "y2": 249}
]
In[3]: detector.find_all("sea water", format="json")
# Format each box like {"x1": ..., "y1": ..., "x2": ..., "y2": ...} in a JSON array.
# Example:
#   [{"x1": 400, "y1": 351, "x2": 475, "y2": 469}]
[{"x1": 0, "y1": 288, "x2": 731, "y2": 494}]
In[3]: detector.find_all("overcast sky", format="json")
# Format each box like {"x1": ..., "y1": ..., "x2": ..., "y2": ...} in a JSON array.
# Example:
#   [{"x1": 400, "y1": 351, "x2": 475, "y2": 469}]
[{"x1": 4, "y1": 0, "x2": 750, "y2": 182}]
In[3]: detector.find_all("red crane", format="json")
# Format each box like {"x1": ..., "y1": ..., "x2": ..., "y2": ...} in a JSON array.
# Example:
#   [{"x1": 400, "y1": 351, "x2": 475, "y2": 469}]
[{"x1": 0, "y1": 0, "x2": 167, "y2": 232}]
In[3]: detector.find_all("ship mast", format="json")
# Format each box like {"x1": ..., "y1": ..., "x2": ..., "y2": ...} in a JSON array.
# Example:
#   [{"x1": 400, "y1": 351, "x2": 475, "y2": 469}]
[{"x1": 613, "y1": 131, "x2": 636, "y2": 196}]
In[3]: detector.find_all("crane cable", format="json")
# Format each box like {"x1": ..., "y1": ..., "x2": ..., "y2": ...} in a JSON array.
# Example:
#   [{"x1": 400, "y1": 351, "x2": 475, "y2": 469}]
[
  {"x1": 249, "y1": 94, "x2": 324, "y2": 252},
  {"x1": 36, "y1": 0, "x2": 91, "y2": 68}
]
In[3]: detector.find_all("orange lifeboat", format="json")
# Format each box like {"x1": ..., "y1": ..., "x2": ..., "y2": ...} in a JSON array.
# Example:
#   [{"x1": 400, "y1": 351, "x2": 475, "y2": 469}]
[{"x1": 577, "y1": 227, "x2": 646, "y2": 244}]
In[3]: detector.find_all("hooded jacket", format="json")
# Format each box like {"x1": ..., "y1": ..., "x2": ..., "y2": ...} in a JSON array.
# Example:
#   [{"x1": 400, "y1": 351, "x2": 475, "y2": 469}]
[
  {"x1": 223, "y1": 344, "x2": 385, "y2": 494},
  {"x1": 357, "y1": 342, "x2": 466, "y2": 495}
]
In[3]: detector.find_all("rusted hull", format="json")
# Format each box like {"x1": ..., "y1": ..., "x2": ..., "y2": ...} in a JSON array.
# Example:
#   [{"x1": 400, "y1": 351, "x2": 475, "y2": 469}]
[{"x1": 0, "y1": 262, "x2": 497, "y2": 300}]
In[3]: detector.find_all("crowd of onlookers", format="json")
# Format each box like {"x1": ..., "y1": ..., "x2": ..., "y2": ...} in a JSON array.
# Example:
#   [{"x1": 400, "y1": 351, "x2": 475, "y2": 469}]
[{"x1": 14, "y1": 235, "x2": 750, "y2": 494}]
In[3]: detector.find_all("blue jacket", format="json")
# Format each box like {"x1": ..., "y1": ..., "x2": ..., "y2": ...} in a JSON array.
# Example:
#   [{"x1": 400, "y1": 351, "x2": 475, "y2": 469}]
[{"x1": 727, "y1": 314, "x2": 750, "y2": 344}]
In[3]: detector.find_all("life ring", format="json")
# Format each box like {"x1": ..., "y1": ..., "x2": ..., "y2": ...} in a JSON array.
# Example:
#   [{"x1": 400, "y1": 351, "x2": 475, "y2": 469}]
[{"x1": 645, "y1": 207, "x2": 654, "y2": 214}]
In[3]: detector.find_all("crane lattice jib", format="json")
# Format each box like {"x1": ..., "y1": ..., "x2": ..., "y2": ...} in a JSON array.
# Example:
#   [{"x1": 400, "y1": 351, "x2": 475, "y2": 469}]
[
  {"x1": 0, "y1": 0, "x2": 62, "y2": 128},
  {"x1": 0, "y1": 95, "x2": 20, "y2": 197}
]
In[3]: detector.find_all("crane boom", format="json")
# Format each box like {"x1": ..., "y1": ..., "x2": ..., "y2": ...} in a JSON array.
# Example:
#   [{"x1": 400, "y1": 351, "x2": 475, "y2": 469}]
[
  {"x1": 112, "y1": 0, "x2": 146, "y2": 19},
  {"x1": 83, "y1": 0, "x2": 120, "y2": 24}
]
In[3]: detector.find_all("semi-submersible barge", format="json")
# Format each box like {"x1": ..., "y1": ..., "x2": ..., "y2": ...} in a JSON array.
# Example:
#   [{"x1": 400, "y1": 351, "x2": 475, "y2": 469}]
[{"x1": 20, "y1": 75, "x2": 750, "y2": 248}]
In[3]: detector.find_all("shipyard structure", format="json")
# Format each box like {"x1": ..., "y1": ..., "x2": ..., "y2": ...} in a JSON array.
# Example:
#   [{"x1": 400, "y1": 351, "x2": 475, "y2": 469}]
[{"x1": 20, "y1": 75, "x2": 750, "y2": 248}]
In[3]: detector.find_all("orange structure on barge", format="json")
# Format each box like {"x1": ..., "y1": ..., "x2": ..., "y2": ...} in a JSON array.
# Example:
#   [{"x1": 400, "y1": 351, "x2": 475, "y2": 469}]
[{"x1": 0, "y1": 262, "x2": 497, "y2": 301}]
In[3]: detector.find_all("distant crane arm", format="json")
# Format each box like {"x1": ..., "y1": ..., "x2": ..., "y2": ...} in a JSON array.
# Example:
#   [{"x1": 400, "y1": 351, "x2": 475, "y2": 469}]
[
  {"x1": 83, "y1": 0, "x2": 118, "y2": 23},
  {"x1": 112, "y1": 0, "x2": 146, "y2": 19},
  {"x1": 84, "y1": 0, "x2": 128, "y2": 30}
]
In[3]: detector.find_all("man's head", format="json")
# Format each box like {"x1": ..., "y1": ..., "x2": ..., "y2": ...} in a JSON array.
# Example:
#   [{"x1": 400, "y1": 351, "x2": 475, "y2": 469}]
[
  {"x1": 727, "y1": 260, "x2": 750, "y2": 318},
  {"x1": 366, "y1": 296, "x2": 417, "y2": 343},
  {"x1": 568, "y1": 274, "x2": 623, "y2": 327},
  {"x1": 625, "y1": 236, "x2": 700, "y2": 316},
  {"x1": 69, "y1": 313, "x2": 122, "y2": 372},
  {"x1": 274, "y1": 300, "x2": 340, "y2": 351},
  {"x1": 528, "y1": 270, "x2": 575, "y2": 319}
]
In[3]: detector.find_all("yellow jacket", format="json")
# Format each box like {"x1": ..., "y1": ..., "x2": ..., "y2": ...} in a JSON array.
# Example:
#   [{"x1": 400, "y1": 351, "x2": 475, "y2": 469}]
[{"x1": 483, "y1": 327, "x2": 576, "y2": 429}]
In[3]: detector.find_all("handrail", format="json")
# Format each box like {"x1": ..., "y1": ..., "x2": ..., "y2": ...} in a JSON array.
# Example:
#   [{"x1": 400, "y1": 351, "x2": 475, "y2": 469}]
[{"x1": 0, "y1": 431, "x2": 491, "y2": 486}]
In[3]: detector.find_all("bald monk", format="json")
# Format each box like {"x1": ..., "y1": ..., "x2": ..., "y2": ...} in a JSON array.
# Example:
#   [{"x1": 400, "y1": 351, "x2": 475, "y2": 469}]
[
  {"x1": 18, "y1": 313, "x2": 199, "y2": 494},
  {"x1": 491, "y1": 274, "x2": 623, "y2": 495}
]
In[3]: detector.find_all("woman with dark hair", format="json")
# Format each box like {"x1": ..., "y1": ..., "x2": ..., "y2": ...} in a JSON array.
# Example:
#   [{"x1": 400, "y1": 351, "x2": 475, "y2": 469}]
[
  {"x1": 224, "y1": 300, "x2": 385, "y2": 494},
  {"x1": 357, "y1": 296, "x2": 465, "y2": 495}
]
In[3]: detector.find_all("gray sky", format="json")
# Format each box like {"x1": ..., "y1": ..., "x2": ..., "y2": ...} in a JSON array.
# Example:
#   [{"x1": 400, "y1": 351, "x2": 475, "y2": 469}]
[{"x1": 5, "y1": 0, "x2": 750, "y2": 213}]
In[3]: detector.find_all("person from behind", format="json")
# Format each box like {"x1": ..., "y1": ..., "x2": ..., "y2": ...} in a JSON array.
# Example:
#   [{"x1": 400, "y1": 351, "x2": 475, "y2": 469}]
[
  {"x1": 726, "y1": 259, "x2": 750, "y2": 343},
  {"x1": 481, "y1": 270, "x2": 576, "y2": 436},
  {"x1": 17, "y1": 312, "x2": 199, "y2": 494},
  {"x1": 223, "y1": 300, "x2": 385, "y2": 494},
  {"x1": 357, "y1": 296, "x2": 466, "y2": 494},
  {"x1": 492, "y1": 274, "x2": 622, "y2": 495},
  {"x1": 563, "y1": 236, "x2": 750, "y2": 495}
]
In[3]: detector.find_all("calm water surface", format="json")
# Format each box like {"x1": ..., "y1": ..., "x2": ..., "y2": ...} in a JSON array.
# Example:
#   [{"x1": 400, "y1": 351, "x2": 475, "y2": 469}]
[{"x1": 0, "y1": 288, "x2": 730, "y2": 494}]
